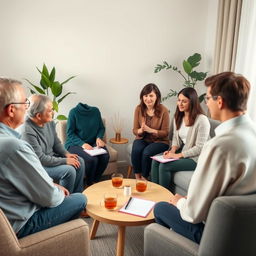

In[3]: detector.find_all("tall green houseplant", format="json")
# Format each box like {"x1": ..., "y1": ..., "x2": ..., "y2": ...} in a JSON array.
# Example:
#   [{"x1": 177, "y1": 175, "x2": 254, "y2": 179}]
[
  {"x1": 25, "y1": 64, "x2": 75, "y2": 120},
  {"x1": 154, "y1": 53, "x2": 207, "y2": 102}
]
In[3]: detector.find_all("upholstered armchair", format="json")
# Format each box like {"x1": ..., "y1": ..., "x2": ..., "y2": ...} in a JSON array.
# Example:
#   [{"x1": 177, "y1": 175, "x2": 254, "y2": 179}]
[
  {"x1": 144, "y1": 194, "x2": 256, "y2": 256},
  {"x1": 56, "y1": 119, "x2": 118, "y2": 175},
  {"x1": 0, "y1": 209, "x2": 90, "y2": 256}
]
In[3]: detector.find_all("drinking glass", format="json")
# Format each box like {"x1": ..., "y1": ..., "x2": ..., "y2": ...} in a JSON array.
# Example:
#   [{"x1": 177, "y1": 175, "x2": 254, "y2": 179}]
[
  {"x1": 111, "y1": 173, "x2": 123, "y2": 188},
  {"x1": 136, "y1": 179, "x2": 147, "y2": 192},
  {"x1": 103, "y1": 193, "x2": 117, "y2": 210}
]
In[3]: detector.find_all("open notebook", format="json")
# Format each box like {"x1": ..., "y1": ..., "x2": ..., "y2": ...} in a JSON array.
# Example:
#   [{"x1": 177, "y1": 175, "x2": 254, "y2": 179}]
[
  {"x1": 83, "y1": 147, "x2": 107, "y2": 156},
  {"x1": 151, "y1": 154, "x2": 178, "y2": 163},
  {"x1": 119, "y1": 197, "x2": 156, "y2": 218}
]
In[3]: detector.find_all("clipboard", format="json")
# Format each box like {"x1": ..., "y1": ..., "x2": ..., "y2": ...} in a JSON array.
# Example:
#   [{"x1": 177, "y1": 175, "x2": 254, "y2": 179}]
[{"x1": 118, "y1": 197, "x2": 156, "y2": 218}]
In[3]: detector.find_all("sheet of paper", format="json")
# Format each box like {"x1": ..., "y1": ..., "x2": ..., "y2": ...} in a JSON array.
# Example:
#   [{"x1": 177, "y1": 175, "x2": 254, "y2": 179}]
[
  {"x1": 151, "y1": 154, "x2": 178, "y2": 163},
  {"x1": 119, "y1": 197, "x2": 156, "y2": 218},
  {"x1": 83, "y1": 147, "x2": 107, "y2": 156}
]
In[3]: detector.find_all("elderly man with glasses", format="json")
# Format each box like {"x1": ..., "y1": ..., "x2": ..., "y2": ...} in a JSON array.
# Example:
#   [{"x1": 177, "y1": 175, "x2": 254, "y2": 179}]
[{"x1": 0, "y1": 78, "x2": 87, "y2": 238}]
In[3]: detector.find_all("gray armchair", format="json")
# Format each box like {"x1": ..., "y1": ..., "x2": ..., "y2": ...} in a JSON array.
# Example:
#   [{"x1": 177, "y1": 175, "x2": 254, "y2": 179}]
[{"x1": 144, "y1": 194, "x2": 256, "y2": 256}]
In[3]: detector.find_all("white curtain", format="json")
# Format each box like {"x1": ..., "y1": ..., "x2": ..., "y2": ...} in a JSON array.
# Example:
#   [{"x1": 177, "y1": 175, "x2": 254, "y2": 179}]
[
  {"x1": 213, "y1": 0, "x2": 242, "y2": 73},
  {"x1": 235, "y1": 0, "x2": 256, "y2": 122}
]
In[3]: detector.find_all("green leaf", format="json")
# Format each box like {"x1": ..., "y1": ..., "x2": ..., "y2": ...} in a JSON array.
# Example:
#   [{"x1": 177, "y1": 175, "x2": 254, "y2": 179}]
[
  {"x1": 198, "y1": 93, "x2": 206, "y2": 103},
  {"x1": 33, "y1": 85, "x2": 46, "y2": 94},
  {"x1": 41, "y1": 73, "x2": 52, "y2": 89},
  {"x1": 162, "y1": 89, "x2": 178, "y2": 101},
  {"x1": 42, "y1": 63, "x2": 50, "y2": 79},
  {"x1": 52, "y1": 101, "x2": 59, "y2": 112},
  {"x1": 187, "y1": 53, "x2": 201, "y2": 68},
  {"x1": 49, "y1": 67, "x2": 56, "y2": 83},
  {"x1": 190, "y1": 71, "x2": 207, "y2": 81},
  {"x1": 183, "y1": 60, "x2": 192, "y2": 74},
  {"x1": 29, "y1": 89, "x2": 36, "y2": 94},
  {"x1": 56, "y1": 114, "x2": 68, "y2": 120},
  {"x1": 60, "y1": 76, "x2": 76, "y2": 86},
  {"x1": 36, "y1": 67, "x2": 42, "y2": 74},
  {"x1": 57, "y1": 92, "x2": 75, "y2": 104},
  {"x1": 51, "y1": 81, "x2": 62, "y2": 97}
]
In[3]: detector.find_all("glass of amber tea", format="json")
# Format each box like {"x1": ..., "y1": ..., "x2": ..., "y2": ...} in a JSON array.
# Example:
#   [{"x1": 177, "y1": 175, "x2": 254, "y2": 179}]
[
  {"x1": 111, "y1": 173, "x2": 123, "y2": 188},
  {"x1": 104, "y1": 193, "x2": 117, "y2": 210},
  {"x1": 136, "y1": 179, "x2": 147, "y2": 192}
]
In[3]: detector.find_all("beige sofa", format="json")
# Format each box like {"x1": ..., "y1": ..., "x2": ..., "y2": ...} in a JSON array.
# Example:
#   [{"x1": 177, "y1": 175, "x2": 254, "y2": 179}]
[
  {"x1": 0, "y1": 209, "x2": 90, "y2": 256},
  {"x1": 56, "y1": 119, "x2": 118, "y2": 175}
]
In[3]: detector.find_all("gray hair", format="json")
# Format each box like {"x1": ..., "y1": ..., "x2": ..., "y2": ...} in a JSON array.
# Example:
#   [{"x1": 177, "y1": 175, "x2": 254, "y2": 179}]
[
  {"x1": 0, "y1": 78, "x2": 22, "y2": 113},
  {"x1": 27, "y1": 94, "x2": 52, "y2": 118}
]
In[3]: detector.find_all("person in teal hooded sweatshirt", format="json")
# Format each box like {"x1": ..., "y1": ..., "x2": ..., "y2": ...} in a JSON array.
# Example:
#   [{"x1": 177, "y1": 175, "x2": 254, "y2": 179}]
[{"x1": 65, "y1": 103, "x2": 110, "y2": 185}]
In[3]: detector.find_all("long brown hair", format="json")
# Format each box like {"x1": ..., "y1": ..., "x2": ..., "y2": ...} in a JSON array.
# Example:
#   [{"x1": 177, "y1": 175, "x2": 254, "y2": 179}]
[
  {"x1": 174, "y1": 87, "x2": 204, "y2": 130},
  {"x1": 139, "y1": 83, "x2": 162, "y2": 117}
]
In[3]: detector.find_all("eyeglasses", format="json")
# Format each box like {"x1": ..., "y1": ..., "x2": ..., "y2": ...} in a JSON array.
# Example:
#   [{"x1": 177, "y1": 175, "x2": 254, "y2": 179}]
[
  {"x1": 5, "y1": 98, "x2": 30, "y2": 109},
  {"x1": 203, "y1": 95, "x2": 218, "y2": 103}
]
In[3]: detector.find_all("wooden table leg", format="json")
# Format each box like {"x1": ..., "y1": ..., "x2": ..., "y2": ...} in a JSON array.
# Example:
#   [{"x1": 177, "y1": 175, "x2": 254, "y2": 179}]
[
  {"x1": 116, "y1": 225, "x2": 126, "y2": 256},
  {"x1": 90, "y1": 219, "x2": 100, "y2": 239}
]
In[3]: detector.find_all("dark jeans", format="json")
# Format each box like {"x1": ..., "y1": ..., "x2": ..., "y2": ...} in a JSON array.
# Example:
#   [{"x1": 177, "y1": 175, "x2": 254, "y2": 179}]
[
  {"x1": 131, "y1": 139, "x2": 169, "y2": 178},
  {"x1": 151, "y1": 158, "x2": 197, "y2": 189},
  {"x1": 17, "y1": 193, "x2": 87, "y2": 238},
  {"x1": 154, "y1": 201, "x2": 204, "y2": 244},
  {"x1": 68, "y1": 145, "x2": 110, "y2": 185}
]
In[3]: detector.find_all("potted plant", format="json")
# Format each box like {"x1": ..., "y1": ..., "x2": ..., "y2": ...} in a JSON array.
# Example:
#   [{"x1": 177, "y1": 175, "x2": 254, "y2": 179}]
[
  {"x1": 25, "y1": 64, "x2": 75, "y2": 120},
  {"x1": 154, "y1": 53, "x2": 207, "y2": 102}
]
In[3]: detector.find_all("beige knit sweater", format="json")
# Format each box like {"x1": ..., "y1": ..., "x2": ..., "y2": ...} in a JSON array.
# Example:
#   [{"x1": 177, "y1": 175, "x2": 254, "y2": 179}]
[{"x1": 172, "y1": 114, "x2": 210, "y2": 162}]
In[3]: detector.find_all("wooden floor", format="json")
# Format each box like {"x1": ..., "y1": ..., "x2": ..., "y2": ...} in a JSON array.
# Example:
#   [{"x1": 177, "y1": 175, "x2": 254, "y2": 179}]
[{"x1": 83, "y1": 217, "x2": 145, "y2": 256}]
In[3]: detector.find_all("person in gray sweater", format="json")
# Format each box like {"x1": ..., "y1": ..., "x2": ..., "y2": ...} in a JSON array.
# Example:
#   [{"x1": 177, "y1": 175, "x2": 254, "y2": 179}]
[{"x1": 21, "y1": 95, "x2": 85, "y2": 193}]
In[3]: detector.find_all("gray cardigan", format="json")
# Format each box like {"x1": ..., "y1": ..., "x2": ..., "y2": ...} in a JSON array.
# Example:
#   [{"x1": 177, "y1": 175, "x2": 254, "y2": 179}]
[
  {"x1": 172, "y1": 114, "x2": 210, "y2": 162},
  {"x1": 21, "y1": 118, "x2": 68, "y2": 167}
]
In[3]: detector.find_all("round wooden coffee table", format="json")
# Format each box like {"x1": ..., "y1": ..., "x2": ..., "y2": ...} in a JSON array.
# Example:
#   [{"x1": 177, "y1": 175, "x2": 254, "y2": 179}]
[{"x1": 83, "y1": 179, "x2": 172, "y2": 256}]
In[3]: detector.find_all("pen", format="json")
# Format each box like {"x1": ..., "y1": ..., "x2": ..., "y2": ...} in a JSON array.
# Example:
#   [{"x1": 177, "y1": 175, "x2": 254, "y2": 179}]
[{"x1": 125, "y1": 197, "x2": 132, "y2": 209}]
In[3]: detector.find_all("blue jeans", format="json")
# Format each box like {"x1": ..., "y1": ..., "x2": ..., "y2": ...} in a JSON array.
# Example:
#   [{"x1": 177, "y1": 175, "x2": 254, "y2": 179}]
[
  {"x1": 131, "y1": 139, "x2": 169, "y2": 178},
  {"x1": 68, "y1": 145, "x2": 110, "y2": 185},
  {"x1": 154, "y1": 202, "x2": 204, "y2": 244},
  {"x1": 17, "y1": 193, "x2": 87, "y2": 238},
  {"x1": 44, "y1": 156, "x2": 85, "y2": 193}
]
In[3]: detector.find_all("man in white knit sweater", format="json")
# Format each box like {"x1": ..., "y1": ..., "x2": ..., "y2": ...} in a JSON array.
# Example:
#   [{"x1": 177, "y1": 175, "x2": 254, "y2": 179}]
[{"x1": 154, "y1": 72, "x2": 256, "y2": 243}]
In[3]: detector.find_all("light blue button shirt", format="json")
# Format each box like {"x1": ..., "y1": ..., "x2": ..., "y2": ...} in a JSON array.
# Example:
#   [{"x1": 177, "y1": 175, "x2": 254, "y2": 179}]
[{"x1": 0, "y1": 122, "x2": 64, "y2": 232}]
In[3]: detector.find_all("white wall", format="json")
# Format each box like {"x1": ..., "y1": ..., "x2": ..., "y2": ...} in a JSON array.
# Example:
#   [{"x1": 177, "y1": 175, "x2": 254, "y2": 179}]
[{"x1": 0, "y1": 0, "x2": 218, "y2": 165}]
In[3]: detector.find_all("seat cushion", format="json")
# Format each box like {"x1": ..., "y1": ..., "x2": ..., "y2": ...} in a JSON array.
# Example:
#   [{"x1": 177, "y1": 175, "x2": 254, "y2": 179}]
[{"x1": 173, "y1": 171, "x2": 194, "y2": 192}]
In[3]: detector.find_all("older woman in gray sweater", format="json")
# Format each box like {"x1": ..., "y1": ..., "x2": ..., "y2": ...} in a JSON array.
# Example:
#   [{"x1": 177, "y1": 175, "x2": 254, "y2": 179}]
[
  {"x1": 21, "y1": 95, "x2": 85, "y2": 193},
  {"x1": 151, "y1": 87, "x2": 210, "y2": 188}
]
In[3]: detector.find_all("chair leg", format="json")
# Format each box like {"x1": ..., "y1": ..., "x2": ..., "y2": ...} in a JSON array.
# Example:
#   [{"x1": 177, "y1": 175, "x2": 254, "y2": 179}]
[{"x1": 127, "y1": 165, "x2": 132, "y2": 178}]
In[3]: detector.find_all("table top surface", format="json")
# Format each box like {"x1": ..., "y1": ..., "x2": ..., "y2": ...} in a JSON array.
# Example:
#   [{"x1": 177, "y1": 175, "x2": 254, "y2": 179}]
[
  {"x1": 109, "y1": 138, "x2": 129, "y2": 144},
  {"x1": 83, "y1": 179, "x2": 172, "y2": 226}
]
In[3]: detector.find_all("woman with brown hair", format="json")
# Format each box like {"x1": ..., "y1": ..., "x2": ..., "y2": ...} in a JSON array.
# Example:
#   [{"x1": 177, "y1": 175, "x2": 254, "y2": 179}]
[
  {"x1": 151, "y1": 87, "x2": 210, "y2": 188},
  {"x1": 131, "y1": 83, "x2": 170, "y2": 180}
]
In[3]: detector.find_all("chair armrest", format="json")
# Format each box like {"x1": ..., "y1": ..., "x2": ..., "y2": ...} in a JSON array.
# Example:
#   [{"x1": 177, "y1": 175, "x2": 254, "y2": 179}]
[
  {"x1": 19, "y1": 219, "x2": 89, "y2": 256},
  {"x1": 144, "y1": 223, "x2": 198, "y2": 256},
  {"x1": 106, "y1": 144, "x2": 118, "y2": 162}
]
